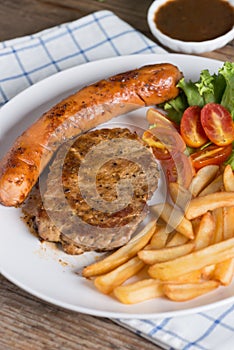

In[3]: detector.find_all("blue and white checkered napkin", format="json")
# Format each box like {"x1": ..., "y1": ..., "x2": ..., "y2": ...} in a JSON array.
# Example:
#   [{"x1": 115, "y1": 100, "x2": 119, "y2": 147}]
[
  {"x1": 117, "y1": 304, "x2": 234, "y2": 350},
  {"x1": 1, "y1": 9, "x2": 234, "y2": 350},
  {"x1": 0, "y1": 10, "x2": 165, "y2": 107}
]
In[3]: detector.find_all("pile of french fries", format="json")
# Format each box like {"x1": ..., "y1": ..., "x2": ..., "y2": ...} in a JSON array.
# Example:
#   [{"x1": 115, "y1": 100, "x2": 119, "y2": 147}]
[{"x1": 82, "y1": 164, "x2": 234, "y2": 304}]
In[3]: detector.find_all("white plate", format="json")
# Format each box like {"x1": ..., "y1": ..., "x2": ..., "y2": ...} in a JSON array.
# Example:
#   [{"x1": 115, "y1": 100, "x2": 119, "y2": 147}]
[{"x1": 0, "y1": 54, "x2": 233, "y2": 319}]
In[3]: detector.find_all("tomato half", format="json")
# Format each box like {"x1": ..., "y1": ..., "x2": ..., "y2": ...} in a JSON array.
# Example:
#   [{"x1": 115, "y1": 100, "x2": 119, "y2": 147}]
[
  {"x1": 146, "y1": 107, "x2": 179, "y2": 131},
  {"x1": 201, "y1": 103, "x2": 234, "y2": 146},
  {"x1": 161, "y1": 152, "x2": 194, "y2": 189},
  {"x1": 143, "y1": 126, "x2": 186, "y2": 160},
  {"x1": 180, "y1": 106, "x2": 208, "y2": 148},
  {"x1": 142, "y1": 128, "x2": 171, "y2": 160},
  {"x1": 190, "y1": 143, "x2": 233, "y2": 170}
]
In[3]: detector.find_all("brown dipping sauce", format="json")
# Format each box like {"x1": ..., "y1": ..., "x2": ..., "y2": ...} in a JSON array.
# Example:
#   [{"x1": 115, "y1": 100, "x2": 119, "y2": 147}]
[{"x1": 154, "y1": 0, "x2": 234, "y2": 42}]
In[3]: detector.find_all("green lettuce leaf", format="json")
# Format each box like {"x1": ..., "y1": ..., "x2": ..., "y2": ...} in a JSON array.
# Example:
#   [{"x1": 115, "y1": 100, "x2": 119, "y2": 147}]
[
  {"x1": 195, "y1": 70, "x2": 225, "y2": 105},
  {"x1": 163, "y1": 94, "x2": 188, "y2": 123},
  {"x1": 177, "y1": 78, "x2": 204, "y2": 107},
  {"x1": 225, "y1": 145, "x2": 234, "y2": 170},
  {"x1": 219, "y1": 62, "x2": 234, "y2": 119}
]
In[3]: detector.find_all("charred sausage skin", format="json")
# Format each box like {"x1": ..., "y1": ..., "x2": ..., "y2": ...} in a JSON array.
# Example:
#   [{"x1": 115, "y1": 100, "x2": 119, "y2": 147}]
[{"x1": 0, "y1": 63, "x2": 182, "y2": 206}]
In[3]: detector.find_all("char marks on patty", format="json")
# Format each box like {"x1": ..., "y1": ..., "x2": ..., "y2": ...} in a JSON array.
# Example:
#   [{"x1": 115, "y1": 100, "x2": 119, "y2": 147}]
[{"x1": 22, "y1": 128, "x2": 159, "y2": 254}]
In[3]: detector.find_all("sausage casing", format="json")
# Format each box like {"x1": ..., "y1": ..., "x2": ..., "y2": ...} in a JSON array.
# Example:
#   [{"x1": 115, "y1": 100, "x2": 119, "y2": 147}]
[{"x1": 0, "y1": 63, "x2": 182, "y2": 206}]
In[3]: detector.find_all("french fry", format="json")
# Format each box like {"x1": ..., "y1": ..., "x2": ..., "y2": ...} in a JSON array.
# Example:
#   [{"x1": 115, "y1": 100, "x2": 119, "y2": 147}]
[
  {"x1": 138, "y1": 242, "x2": 194, "y2": 265},
  {"x1": 172, "y1": 269, "x2": 202, "y2": 283},
  {"x1": 201, "y1": 265, "x2": 216, "y2": 279},
  {"x1": 212, "y1": 208, "x2": 224, "y2": 243},
  {"x1": 82, "y1": 220, "x2": 156, "y2": 278},
  {"x1": 83, "y1": 157, "x2": 234, "y2": 304},
  {"x1": 223, "y1": 207, "x2": 234, "y2": 239},
  {"x1": 213, "y1": 258, "x2": 234, "y2": 286},
  {"x1": 222, "y1": 164, "x2": 234, "y2": 239},
  {"x1": 198, "y1": 174, "x2": 223, "y2": 197},
  {"x1": 169, "y1": 182, "x2": 192, "y2": 210},
  {"x1": 148, "y1": 237, "x2": 234, "y2": 281},
  {"x1": 193, "y1": 212, "x2": 215, "y2": 250},
  {"x1": 223, "y1": 164, "x2": 234, "y2": 192},
  {"x1": 94, "y1": 257, "x2": 145, "y2": 294},
  {"x1": 113, "y1": 279, "x2": 163, "y2": 304},
  {"x1": 150, "y1": 223, "x2": 169, "y2": 249},
  {"x1": 166, "y1": 231, "x2": 189, "y2": 247},
  {"x1": 151, "y1": 202, "x2": 194, "y2": 239},
  {"x1": 163, "y1": 281, "x2": 219, "y2": 302},
  {"x1": 185, "y1": 192, "x2": 234, "y2": 220},
  {"x1": 191, "y1": 217, "x2": 201, "y2": 235},
  {"x1": 189, "y1": 165, "x2": 219, "y2": 197}
]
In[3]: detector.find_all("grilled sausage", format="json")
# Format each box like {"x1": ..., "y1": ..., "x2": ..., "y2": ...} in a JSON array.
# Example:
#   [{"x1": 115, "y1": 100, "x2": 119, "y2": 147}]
[{"x1": 0, "y1": 63, "x2": 182, "y2": 206}]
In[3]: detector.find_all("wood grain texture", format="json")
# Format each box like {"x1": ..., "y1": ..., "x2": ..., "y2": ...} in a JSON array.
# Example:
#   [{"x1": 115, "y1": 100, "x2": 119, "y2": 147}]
[
  {"x1": 0, "y1": 0, "x2": 152, "y2": 41},
  {"x1": 0, "y1": 1, "x2": 234, "y2": 349},
  {"x1": 0, "y1": 275, "x2": 159, "y2": 350}
]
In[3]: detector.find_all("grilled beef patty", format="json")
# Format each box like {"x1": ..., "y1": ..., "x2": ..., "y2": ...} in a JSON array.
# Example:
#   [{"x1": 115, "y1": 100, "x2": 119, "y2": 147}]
[{"x1": 22, "y1": 128, "x2": 159, "y2": 254}]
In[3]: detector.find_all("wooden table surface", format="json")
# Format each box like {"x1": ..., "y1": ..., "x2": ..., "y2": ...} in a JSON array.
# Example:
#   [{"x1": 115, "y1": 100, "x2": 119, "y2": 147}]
[{"x1": 1, "y1": 1, "x2": 234, "y2": 349}]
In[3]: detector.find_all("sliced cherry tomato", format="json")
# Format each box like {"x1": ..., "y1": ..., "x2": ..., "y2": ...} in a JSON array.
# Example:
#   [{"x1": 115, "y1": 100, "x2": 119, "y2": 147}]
[
  {"x1": 143, "y1": 129, "x2": 171, "y2": 160},
  {"x1": 180, "y1": 106, "x2": 208, "y2": 148},
  {"x1": 161, "y1": 152, "x2": 194, "y2": 189},
  {"x1": 201, "y1": 103, "x2": 234, "y2": 146},
  {"x1": 146, "y1": 107, "x2": 179, "y2": 131},
  {"x1": 143, "y1": 126, "x2": 186, "y2": 160},
  {"x1": 190, "y1": 143, "x2": 233, "y2": 170}
]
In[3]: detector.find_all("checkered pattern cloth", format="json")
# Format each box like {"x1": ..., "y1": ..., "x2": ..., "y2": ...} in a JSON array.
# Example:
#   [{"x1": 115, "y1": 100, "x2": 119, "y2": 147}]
[
  {"x1": 117, "y1": 304, "x2": 234, "y2": 349},
  {"x1": 1, "y1": 9, "x2": 234, "y2": 350},
  {"x1": 0, "y1": 10, "x2": 165, "y2": 106}
]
